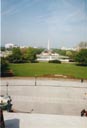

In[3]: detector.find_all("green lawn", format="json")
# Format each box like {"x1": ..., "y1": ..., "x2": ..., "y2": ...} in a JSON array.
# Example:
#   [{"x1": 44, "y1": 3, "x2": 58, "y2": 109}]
[{"x1": 10, "y1": 62, "x2": 87, "y2": 79}]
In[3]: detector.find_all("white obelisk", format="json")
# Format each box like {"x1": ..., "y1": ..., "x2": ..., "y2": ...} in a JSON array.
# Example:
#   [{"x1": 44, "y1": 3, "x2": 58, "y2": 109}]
[
  {"x1": 47, "y1": 40, "x2": 50, "y2": 51},
  {"x1": 48, "y1": 40, "x2": 51, "y2": 60}
]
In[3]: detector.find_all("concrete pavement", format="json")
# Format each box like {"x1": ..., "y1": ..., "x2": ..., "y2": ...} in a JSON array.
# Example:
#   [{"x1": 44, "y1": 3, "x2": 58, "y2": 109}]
[
  {"x1": 1, "y1": 77, "x2": 87, "y2": 87},
  {"x1": 1, "y1": 78, "x2": 87, "y2": 116},
  {"x1": 4, "y1": 112, "x2": 87, "y2": 128}
]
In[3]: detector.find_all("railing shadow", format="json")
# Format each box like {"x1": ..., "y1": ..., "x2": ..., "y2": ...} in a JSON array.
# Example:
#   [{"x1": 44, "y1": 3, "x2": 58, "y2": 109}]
[{"x1": 5, "y1": 118, "x2": 19, "y2": 128}]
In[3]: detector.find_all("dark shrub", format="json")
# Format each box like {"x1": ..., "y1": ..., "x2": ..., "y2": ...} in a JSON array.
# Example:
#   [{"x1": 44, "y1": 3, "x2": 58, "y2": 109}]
[
  {"x1": 69, "y1": 59, "x2": 75, "y2": 62},
  {"x1": 1, "y1": 57, "x2": 14, "y2": 77},
  {"x1": 1, "y1": 70, "x2": 14, "y2": 77},
  {"x1": 31, "y1": 60, "x2": 39, "y2": 63},
  {"x1": 49, "y1": 60, "x2": 61, "y2": 64}
]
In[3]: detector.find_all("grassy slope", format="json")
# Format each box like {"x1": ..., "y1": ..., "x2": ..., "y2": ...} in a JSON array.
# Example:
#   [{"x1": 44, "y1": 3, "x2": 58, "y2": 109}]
[{"x1": 10, "y1": 63, "x2": 87, "y2": 79}]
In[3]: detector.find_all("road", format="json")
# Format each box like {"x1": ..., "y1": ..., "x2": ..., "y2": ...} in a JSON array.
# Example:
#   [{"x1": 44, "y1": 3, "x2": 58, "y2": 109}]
[{"x1": 1, "y1": 78, "x2": 87, "y2": 116}]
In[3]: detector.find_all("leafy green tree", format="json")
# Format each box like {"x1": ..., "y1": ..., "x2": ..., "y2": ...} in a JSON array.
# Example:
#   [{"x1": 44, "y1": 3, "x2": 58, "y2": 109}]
[
  {"x1": 7, "y1": 47, "x2": 42, "y2": 63},
  {"x1": 20, "y1": 48, "x2": 28, "y2": 62},
  {"x1": 0, "y1": 47, "x2": 5, "y2": 51},
  {"x1": 20, "y1": 47, "x2": 43, "y2": 62},
  {"x1": 66, "y1": 50, "x2": 77, "y2": 61},
  {"x1": 53, "y1": 49, "x2": 66, "y2": 56},
  {"x1": 0, "y1": 57, "x2": 9, "y2": 76},
  {"x1": 25, "y1": 47, "x2": 37, "y2": 62},
  {"x1": 75, "y1": 49, "x2": 87, "y2": 66},
  {"x1": 66, "y1": 51, "x2": 72, "y2": 58},
  {"x1": 34, "y1": 48, "x2": 44, "y2": 54},
  {"x1": 8, "y1": 47, "x2": 23, "y2": 63}
]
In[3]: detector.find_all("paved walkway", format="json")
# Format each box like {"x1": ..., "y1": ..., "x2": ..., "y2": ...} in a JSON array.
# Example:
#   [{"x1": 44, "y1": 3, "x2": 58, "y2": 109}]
[
  {"x1": 1, "y1": 78, "x2": 87, "y2": 87},
  {"x1": 1, "y1": 78, "x2": 87, "y2": 115},
  {"x1": 4, "y1": 112, "x2": 87, "y2": 128}
]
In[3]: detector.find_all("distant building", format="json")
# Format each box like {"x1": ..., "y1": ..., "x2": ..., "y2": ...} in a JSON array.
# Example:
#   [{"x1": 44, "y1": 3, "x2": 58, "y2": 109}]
[
  {"x1": 61, "y1": 46, "x2": 76, "y2": 51},
  {"x1": 20, "y1": 46, "x2": 28, "y2": 49},
  {"x1": 5, "y1": 43, "x2": 17, "y2": 49},
  {"x1": 0, "y1": 51, "x2": 12, "y2": 57},
  {"x1": 37, "y1": 41, "x2": 69, "y2": 62},
  {"x1": 75, "y1": 42, "x2": 87, "y2": 51}
]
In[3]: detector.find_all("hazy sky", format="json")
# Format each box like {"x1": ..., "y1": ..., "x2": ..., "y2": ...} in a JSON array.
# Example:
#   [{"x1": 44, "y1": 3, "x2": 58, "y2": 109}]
[{"x1": 1, "y1": 0, "x2": 87, "y2": 48}]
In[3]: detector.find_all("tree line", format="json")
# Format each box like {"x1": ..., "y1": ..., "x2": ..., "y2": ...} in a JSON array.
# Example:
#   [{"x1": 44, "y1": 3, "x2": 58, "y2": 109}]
[
  {"x1": 7, "y1": 47, "x2": 44, "y2": 63},
  {"x1": 1, "y1": 47, "x2": 87, "y2": 77},
  {"x1": 0, "y1": 47, "x2": 43, "y2": 76}
]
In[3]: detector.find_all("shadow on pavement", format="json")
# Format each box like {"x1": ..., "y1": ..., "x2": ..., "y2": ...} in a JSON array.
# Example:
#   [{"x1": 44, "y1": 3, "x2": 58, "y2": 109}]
[{"x1": 5, "y1": 119, "x2": 19, "y2": 128}]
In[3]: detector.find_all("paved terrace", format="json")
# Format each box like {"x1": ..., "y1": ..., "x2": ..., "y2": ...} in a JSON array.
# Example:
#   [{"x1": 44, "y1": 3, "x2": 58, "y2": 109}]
[
  {"x1": 4, "y1": 112, "x2": 87, "y2": 128},
  {"x1": 1, "y1": 78, "x2": 87, "y2": 115}
]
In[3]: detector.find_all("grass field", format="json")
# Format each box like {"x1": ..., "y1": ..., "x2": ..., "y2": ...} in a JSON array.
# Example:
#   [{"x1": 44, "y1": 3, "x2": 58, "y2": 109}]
[{"x1": 10, "y1": 62, "x2": 87, "y2": 79}]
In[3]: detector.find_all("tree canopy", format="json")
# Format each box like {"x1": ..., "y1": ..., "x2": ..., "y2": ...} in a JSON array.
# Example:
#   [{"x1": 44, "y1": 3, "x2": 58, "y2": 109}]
[
  {"x1": 7, "y1": 47, "x2": 42, "y2": 63},
  {"x1": 1, "y1": 57, "x2": 9, "y2": 76},
  {"x1": 75, "y1": 49, "x2": 87, "y2": 66},
  {"x1": 7, "y1": 47, "x2": 23, "y2": 63},
  {"x1": 25, "y1": 47, "x2": 37, "y2": 62}
]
